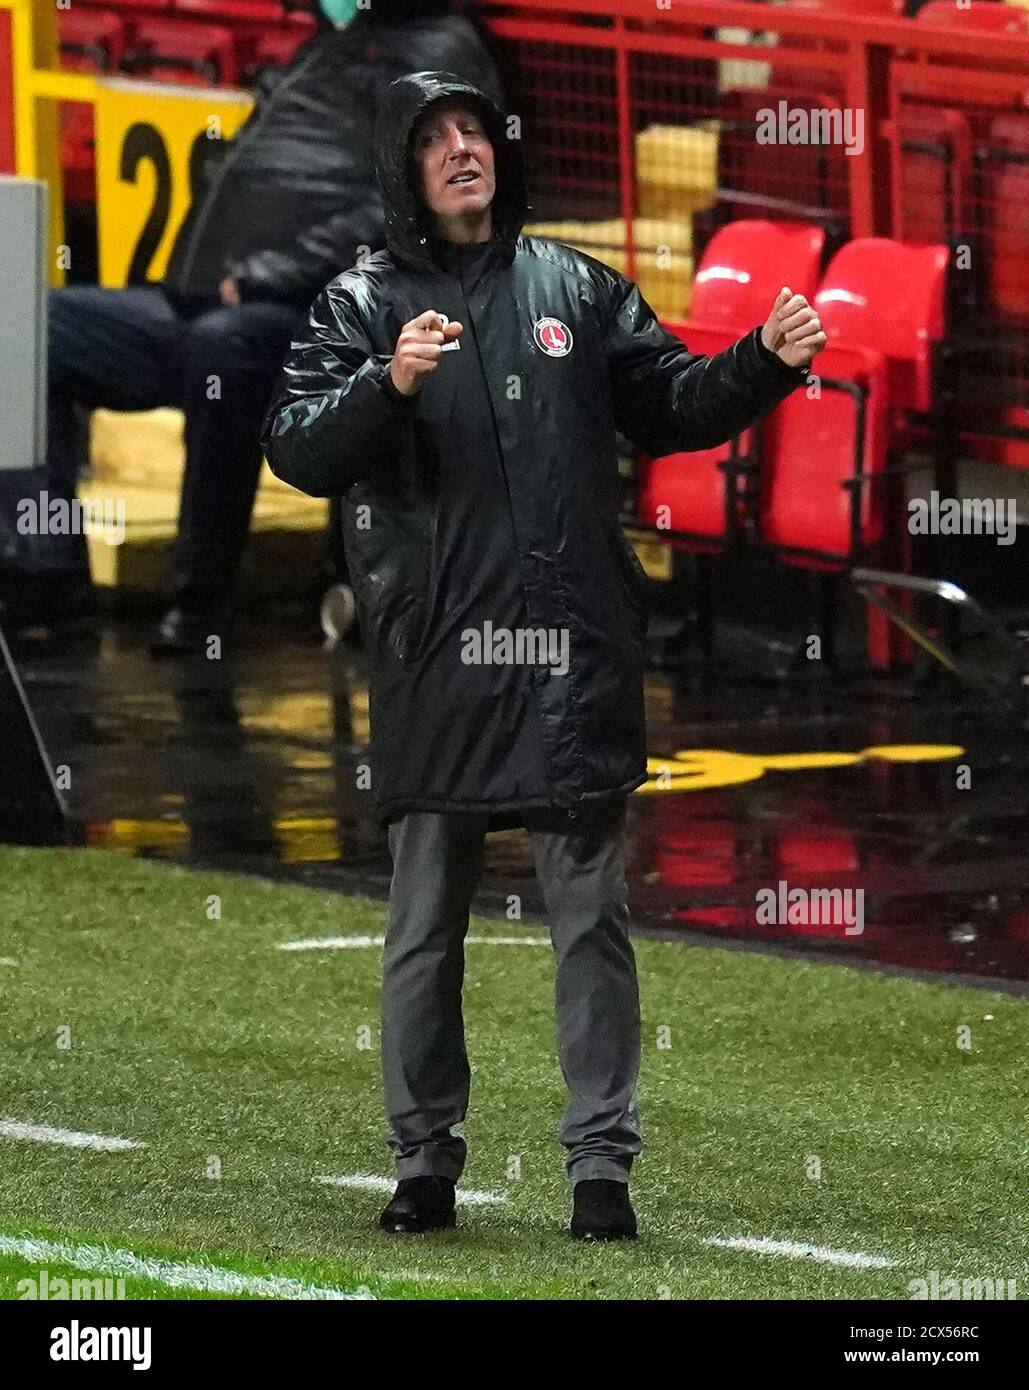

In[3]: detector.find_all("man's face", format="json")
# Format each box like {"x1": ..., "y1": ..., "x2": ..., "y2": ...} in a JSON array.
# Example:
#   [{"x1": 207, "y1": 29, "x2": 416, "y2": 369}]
[{"x1": 412, "y1": 101, "x2": 496, "y2": 228}]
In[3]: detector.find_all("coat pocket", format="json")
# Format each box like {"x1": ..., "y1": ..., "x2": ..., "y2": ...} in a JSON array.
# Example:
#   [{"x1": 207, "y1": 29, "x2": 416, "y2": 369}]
[
  {"x1": 353, "y1": 571, "x2": 427, "y2": 668},
  {"x1": 346, "y1": 455, "x2": 438, "y2": 668}
]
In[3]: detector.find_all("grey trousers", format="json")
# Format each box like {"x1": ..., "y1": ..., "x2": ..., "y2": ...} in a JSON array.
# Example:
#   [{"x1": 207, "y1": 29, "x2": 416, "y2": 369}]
[{"x1": 381, "y1": 798, "x2": 643, "y2": 1186}]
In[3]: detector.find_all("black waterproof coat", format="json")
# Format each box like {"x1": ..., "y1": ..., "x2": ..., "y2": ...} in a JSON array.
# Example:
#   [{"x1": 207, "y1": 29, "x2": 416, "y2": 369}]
[
  {"x1": 262, "y1": 71, "x2": 808, "y2": 828},
  {"x1": 163, "y1": 5, "x2": 499, "y2": 306}
]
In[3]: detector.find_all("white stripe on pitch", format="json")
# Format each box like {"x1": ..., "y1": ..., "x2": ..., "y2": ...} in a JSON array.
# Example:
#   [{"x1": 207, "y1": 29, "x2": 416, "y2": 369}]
[
  {"x1": 0, "y1": 1235, "x2": 372, "y2": 1300},
  {"x1": 279, "y1": 935, "x2": 386, "y2": 950},
  {"x1": 705, "y1": 1234, "x2": 893, "y2": 1269},
  {"x1": 315, "y1": 1173, "x2": 508, "y2": 1206},
  {"x1": 0, "y1": 1119, "x2": 145, "y2": 1152},
  {"x1": 468, "y1": 936, "x2": 547, "y2": 946},
  {"x1": 0, "y1": 958, "x2": 17, "y2": 966},
  {"x1": 279, "y1": 935, "x2": 547, "y2": 951}
]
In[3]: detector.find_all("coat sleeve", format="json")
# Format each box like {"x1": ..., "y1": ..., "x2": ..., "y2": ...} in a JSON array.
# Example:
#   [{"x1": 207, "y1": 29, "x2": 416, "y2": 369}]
[
  {"x1": 260, "y1": 275, "x2": 415, "y2": 498},
  {"x1": 232, "y1": 196, "x2": 385, "y2": 307},
  {"x1": 602, "y1": 271, "x2": 809, "y2": 456}
]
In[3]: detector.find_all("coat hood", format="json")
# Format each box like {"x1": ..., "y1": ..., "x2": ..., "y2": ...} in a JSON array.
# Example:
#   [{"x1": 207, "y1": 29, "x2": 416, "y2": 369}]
[{"x1": 374, "y1": 70, "x2": 528, "y2": 271}]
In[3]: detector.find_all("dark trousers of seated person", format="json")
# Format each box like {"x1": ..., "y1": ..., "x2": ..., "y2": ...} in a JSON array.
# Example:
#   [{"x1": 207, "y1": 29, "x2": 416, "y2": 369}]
[
  {"x1": 381, "y1": 796, "x2": 643, "y2": 1186},
  {"x1": 31, "y1": 284, "x2": 301, "y2": 608}
]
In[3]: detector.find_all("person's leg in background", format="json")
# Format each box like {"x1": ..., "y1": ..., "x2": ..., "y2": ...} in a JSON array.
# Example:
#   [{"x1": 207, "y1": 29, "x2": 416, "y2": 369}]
[
  {"x1": 0, "y1": 285, "x2": 184, "y2": 633},
  {"x1": 529, "y1": 795, "x2": 642, "y2": 1239},
  {"x1": 378, "y1": 809, "x2": 489, "y2": 1233},
  {"x1": 152, "y1": 300, "x2": 302, "y2": 654}
]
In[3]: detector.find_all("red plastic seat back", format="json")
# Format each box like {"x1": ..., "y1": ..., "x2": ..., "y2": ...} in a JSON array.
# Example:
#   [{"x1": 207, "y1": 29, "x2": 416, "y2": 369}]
[
  {"x1": 131, "y1": 18, "x2": 239, "y2": 86},
  {"x1": 981, "y1": 115, "x2": 1029, "y2": 324},
  {"x1": 897, "y1": 107, "x2": 972, "y2": 247},
  {"x1": 636, "y1": 323, "x2": 754, "y2": 547},
  {"x1": 760, "y1": 344, "x2": 889, "y2": 564},
  {"x1": 720, "y1": 87, "x2": 849, "y2": 217},
  {"x1": 58, "y1": 9, "x2": 126, "y2": 71},
  {"x1": 814, "y1": 238, "x2": 948, "y2": 412},
  {"x1": 242, "y1": 20, "x2": 312, "y2": 78},
  {"x1": 691, "y1": 220, "x2": 825, "y2": 334},
  {"x1": 80, "y1": 0, "x2": 171, "y2": 10},
  {"x1": 918, "y1": 1, "x2": 1029, "y2": 33},
  {"x1": 173, "y1": 0, "x2": 285, "y2": 21}
]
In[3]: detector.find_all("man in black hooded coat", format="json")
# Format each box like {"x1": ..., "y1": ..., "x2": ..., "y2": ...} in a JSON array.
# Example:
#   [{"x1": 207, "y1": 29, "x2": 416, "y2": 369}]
[{"x1": 262, "y1": 71, "x2": 826, "y2": 1239}]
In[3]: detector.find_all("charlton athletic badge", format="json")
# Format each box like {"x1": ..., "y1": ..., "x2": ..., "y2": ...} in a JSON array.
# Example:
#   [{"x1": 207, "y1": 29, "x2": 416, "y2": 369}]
[{"x1": 533, "y1": 317, "x2": 573, "y2": 357}]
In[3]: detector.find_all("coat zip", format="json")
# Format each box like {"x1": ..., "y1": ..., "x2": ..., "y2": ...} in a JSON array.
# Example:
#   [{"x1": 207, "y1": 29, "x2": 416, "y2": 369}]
[{"x1": 456, "y1": 253, "x2": 587, "y2": 807}]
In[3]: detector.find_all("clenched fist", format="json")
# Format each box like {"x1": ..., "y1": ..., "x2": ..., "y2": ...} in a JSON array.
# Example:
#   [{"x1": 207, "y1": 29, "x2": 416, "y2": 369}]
[
  {"x1": 389, "y1": 309, "x2": 464, "y2": 396},
  {"x1": 761, "y1": 286, "x2": 826, "y2": 370}
]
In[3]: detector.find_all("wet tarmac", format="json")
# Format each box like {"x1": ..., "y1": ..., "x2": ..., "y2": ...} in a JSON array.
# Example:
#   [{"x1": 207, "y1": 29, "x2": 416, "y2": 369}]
[{"x1": 10, "y1": 612, "x2": 1029, "y2": 990}]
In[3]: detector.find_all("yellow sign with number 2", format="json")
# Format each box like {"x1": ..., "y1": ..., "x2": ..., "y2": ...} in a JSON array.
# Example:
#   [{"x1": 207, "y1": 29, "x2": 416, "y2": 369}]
[{"x1": 94, "y1": 81, "x2": 252, "y2": 288}]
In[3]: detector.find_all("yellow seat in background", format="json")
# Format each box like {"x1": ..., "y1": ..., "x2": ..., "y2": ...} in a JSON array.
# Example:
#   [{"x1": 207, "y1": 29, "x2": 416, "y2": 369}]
[
  {"x1": 524, "y1": 217, "x2": 694, "y2": 319},
  {"x1": 83, "y1": 408, "x2": 327, "y2": 598}
]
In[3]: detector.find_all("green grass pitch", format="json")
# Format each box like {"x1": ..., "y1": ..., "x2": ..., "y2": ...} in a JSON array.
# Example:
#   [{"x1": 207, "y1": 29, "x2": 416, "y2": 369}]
[{"x1": 1, "y1": 846, "x2": 1026, "y2": 1300}]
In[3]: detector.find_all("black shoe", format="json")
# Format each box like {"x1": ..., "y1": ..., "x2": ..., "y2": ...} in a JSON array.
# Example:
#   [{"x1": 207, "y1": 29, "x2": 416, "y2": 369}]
[
  {"x1": 570, "y1": 1179, "x2": 638, "y2": 1242},
  {"x1": 378, "y1": 1176, "x2": 457, "y2": 1235},
  {"x1": 149, "y1": 605, "x2": 229, "y2": 659}
]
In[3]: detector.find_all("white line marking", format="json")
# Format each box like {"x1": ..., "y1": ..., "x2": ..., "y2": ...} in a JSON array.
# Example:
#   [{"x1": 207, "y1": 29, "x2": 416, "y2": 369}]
[
  {"x1": 0, "y1": 958, "x2": 17, "y2": 967},
  {"x1": 458, "y1": 935, "x2": 548, "y2": 947},
  {"x1": 0, "y1": 1120, "x2": 145, "y2": 1152},
  {"x1": 0, "y1": 1234, "x2": 373, "y2": 1300},
  {"x1": 281, "y1": 935, "x2": 385, "y2": 950},
  {"x1": 705, "y1": 1234, "x2": 893, "y2": 1269},
  {"x1": 280, "y1": 935, "x2": 547, "y2": 951},
  {"x1": 314, "y1": 1173, "x2": 509, "y2": 1206}
]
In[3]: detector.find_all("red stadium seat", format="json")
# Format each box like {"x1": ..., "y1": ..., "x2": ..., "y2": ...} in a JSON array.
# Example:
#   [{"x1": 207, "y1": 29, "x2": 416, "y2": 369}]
[
  {"x1": 917, "y1": 1, "x2": 1029, "y2": 33},
  {"x1": 979, "y1": 114, "x2": 1029, "y2": 324},
  {"x1": 58, "y1": 8, "x2": 126, "y2": 72},
  {"x1": 635, "y1": 222, "x2": 825, "y2": 551},
  {"x1": 813, "y1": 238, "x2": 948, "y2": 413},
  {"x1": 636, "y1": 323, "x2": 759, "y2": 549},
  {"x1": 720, "y1": 87, "x2": 849, "y2": 224},
  {"x1": 78, "y1": 0, "x2": 172, "y2": 11},
  {"x1": 690, "y1": 219, "x2": 826, "y2": 333},
  {"x1": 759, "y1": 237, "x2": 948, "y2": 671},
  {"x1": 897, "y1": 106, "x2": 973, "y2": 251},
  {"x1": 759, "y1": 343, "x2": 890, "y2": 565},
  {"x1": 173, "y1": 0, "x2": 284, "y2": 21},
  {"x1": 126, "y1": 17, "x2": 240, "y2": 86},
  {"x1": 240, "y1": 20, "x2": 312, "y2": 81}
]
